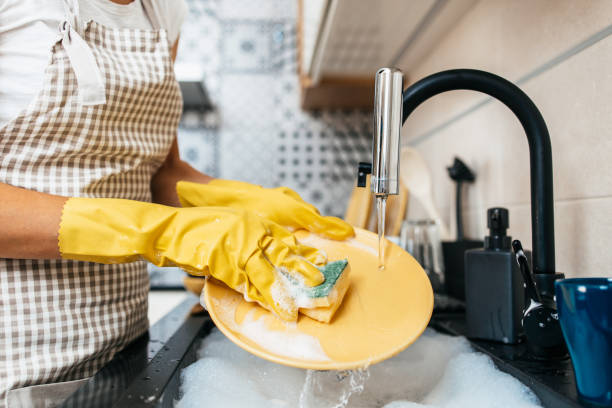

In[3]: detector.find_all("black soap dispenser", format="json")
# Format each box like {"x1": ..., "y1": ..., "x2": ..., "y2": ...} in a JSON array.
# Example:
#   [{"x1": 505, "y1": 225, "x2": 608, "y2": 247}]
[{"x1": 465, "y1": 208, "x2": 525, "y2": 344}]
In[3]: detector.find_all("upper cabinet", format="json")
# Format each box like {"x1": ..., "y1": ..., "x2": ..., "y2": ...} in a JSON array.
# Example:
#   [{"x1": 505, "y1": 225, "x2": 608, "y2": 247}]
[{"x1": 298, "y1": 0, "x2": 477, "y2": 109}]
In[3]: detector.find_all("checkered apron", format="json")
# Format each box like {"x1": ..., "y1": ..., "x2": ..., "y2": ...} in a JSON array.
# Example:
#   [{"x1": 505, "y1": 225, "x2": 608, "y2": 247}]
[{"x1": 0, "y1": 0, "x2": 182, "y2": 404}]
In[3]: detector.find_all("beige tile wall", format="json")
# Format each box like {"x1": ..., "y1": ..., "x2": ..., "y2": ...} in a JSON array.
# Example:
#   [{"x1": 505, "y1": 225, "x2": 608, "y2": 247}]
[{"x1": 398, "y1": 0, "x2": 612, "y2": 278}]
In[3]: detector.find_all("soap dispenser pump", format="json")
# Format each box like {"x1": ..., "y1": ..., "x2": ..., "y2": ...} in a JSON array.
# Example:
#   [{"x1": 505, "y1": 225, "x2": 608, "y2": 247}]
[{"x1": 465, "y1": 208, "x2": 525, "y2": 344}]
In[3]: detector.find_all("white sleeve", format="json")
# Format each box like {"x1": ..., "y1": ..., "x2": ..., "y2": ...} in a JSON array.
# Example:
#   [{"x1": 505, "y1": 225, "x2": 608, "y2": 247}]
[{"x1": 152, "y1": 0, "x2": 188, "y2": 45}]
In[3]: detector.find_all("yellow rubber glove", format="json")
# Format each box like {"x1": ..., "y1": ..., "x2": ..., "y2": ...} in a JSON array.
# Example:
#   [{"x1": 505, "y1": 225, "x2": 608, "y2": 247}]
[
  {"x1": 176, "y1": 180, "x2": 354, "y2": 240},
  {"x1": 58, "y1": 197, "x2": 327, "y2": 321}
]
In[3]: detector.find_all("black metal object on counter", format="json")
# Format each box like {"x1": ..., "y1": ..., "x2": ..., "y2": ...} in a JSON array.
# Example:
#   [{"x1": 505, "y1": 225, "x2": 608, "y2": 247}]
[
  {"x1": 442, "y1": 240, "x2": 482, "y2": 300},
  {"x1": 442, "y1": 156, "x2": 483, "y2": 300},
  {"x1": 447, "y1": 157, "x2": 475, "y2": 241},
  {"x1": 356, "y1": 162, "x2": 372, "y2": 188},
  {"x1": 178, "y1": 81, "x2": 213, "y2": 113}
]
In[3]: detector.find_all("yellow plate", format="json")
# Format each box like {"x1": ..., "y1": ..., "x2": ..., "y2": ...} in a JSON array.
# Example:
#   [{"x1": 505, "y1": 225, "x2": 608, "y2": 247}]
[{"x1": 203, "y1": 227, "x2": 433, "y2": 370}]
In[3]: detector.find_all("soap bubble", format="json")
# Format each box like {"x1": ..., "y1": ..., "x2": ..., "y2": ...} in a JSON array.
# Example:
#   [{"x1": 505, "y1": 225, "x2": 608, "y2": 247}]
[{"x1": 176, "y1": 328, "x2": 541, "y2": 408}]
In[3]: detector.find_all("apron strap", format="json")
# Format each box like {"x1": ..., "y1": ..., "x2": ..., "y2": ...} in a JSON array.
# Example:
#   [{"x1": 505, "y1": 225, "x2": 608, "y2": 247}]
[
  {"x1": 60, "y1": 0, "x2": 106, "y2": 105},
  {"x1": 141, "y1": 0, "x2": 163, "y2": 31},
  {"x1": 61, "y1": 0, "x2": 82, "y2": 34}
]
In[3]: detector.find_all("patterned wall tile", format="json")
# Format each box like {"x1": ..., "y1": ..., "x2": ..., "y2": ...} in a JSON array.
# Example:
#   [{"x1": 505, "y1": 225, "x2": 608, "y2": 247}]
[
  {"x1": 177, "y1": 0, "x2": 221, "y2": 73},
  {"x1": 218, "y1": 74, "x2": 276, "y2": 128},
  {"x1": 216, "y1": 73, "x2": 277, "y2": 184},
  {"x1": 221, "y1": 21, "x2": 275, "y2": 73},
  {"x1": 177, "y1": 122, "x2": 218, "y2": 176},
  {"x1": 177, "y1": 0, "x2": 373, "y2": 215},
  {"x1": 270, "y1": 21, "x2": 297, "y2": 73},
  {"x1": 219, "y1": 128, "x2": 277, "y2": 185}
]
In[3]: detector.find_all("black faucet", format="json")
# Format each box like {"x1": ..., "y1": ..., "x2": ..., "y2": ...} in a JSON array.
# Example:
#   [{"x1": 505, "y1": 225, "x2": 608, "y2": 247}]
[
  {"x1": 359, "y1": 68, "x2": 565, "y2": 356},
  {"x1": 405, "y1": 70, "x2": 557, "y2": 270}
]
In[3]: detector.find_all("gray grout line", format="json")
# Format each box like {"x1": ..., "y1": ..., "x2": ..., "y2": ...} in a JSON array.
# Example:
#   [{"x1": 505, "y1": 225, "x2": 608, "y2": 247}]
[
  {"x1": 389, "y1": 0, "x2": 448, "y2": 66},
  {"x1": 408, "y1": 22, "x2": 612, "y2": 147},
  {"x1": 515, "y1": 22, "x2": 612, "y2": 87},
  {"x1": 439, "y1": 195, "x2": 612, "y2": 218},
  {"x1": 501, "y1": 194, "x2": 612, "y2": 208}
]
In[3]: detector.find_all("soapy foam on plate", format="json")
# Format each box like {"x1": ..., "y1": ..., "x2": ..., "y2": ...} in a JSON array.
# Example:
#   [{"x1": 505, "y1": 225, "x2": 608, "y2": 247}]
[
  {"x1": 176, "y1": 328, "x2": 542, "y2": 408},
  {"x1": 213, "y1": 292, "x2": 330, "y2": 362},
  {"x1": 235, "y1": 311, "x2": 330, "y2": 361}
]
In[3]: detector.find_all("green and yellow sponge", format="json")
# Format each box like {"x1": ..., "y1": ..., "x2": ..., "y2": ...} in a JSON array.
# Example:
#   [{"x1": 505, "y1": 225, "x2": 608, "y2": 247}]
[{"x1": 295, "y1": 259, "x2": 351, "y2": 323}]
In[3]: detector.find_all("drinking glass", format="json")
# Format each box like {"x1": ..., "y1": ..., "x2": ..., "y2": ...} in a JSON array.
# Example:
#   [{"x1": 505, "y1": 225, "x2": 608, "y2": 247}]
[{"x1": 400, "y1": 219, "x2": 445, "y2": 292}]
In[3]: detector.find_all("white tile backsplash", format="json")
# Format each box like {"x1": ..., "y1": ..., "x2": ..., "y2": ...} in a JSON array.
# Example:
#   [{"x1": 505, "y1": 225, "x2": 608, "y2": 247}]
[
  {"x1": 504, "y1": 198, "x2": 612, "y2": 279},
  {"x1": 401, "y1": 0, "x2": 612, "y2": 144},
  {"x1": 399, "y1": 0, "x2": 612, "y2": 278}
]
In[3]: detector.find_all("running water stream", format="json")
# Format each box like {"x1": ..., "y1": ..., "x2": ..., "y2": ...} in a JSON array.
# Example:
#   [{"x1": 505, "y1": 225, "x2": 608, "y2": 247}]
[{"x1": 376, "y1": 195, "x2": 387, "y2": 271}]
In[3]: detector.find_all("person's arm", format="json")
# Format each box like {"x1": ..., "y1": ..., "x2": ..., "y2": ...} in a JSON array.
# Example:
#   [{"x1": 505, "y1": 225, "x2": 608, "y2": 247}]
[
  {"x1": 170, "y1": 35, "x2": 180, "y2": 61},
  {"x1": 0, "y1": 37, "x2": 198, "y2": 258},
  {"x1": 151, "y1": 37, "x2": 214, "y2": 207},
  {"x1": 0, "y1": 183, "x2": 66, "y2": 259},
  {"x1": 151, "y1": 138, "x2": 213, "y2": 206}
]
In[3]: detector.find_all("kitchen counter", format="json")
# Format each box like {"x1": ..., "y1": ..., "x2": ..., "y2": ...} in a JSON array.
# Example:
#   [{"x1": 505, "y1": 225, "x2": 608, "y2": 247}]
[{"x1": 59, "y1": 297, "x2": 592, "y2": 408}]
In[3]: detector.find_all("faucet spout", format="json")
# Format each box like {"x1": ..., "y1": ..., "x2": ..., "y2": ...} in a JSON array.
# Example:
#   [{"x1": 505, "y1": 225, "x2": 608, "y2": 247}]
[
  {"x1": 371, "y1": 68, "x2": 404, "y2": 197},
  {"x1": 400, "y1": 69, "x2": 555, "y2": 277}
]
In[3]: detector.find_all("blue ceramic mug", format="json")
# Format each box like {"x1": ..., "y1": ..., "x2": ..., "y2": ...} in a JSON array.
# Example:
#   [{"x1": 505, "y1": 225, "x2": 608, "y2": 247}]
[{"x1": 556, "y1": 278, "x2": 612, "y2": 407}]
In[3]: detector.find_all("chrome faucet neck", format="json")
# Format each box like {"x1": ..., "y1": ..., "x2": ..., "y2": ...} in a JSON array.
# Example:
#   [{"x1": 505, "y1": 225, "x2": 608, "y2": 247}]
[{"x1": 371, "y1": 68, "x2": 404, "y2": 196}]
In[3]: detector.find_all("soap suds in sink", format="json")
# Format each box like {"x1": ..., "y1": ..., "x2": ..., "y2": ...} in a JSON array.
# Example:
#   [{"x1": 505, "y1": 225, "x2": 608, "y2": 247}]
[{"x1": 176, "y1": 328, "x2": 542, "y2": 408}]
